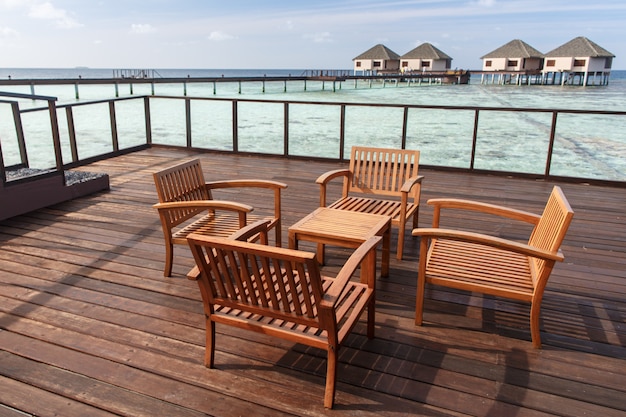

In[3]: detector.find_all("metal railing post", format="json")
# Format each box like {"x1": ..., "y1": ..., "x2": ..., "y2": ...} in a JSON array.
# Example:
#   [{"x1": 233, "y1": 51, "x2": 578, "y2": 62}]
[
  {"x1": 109, "y1": 101, "x2": 119, "y2": 152},
  {"x1": 545, "y1": 111, "x2": 558, "y2": 177},
  {"x1": 11, "y1": 102, "x2": 28, "y2": 167},
  {"x1": 283, "y1": 102, "x2": 289, "y2": 156},
  {"x1": 470, "y1": 109, "x2": 479, "y2": 170},
  {"x1": 185, "y1": 98, "x2": 192, "y2": 148},
  {"x1": 66, "y1": 107, "x2": 79, "y2": 162},
  {"x1": 144, "y1": 97, "x2": 152, "y2": 145},
  {"x1": 339, "y1": 104, "x2": 346, "y2": 160},
  {"x1": 232, "y1": 100, "x2": 238, "y2": 152},
  {"x1": 47, "y1": 100, "x2": 64, "y2": 183},
  {"x1": 0, "y1": 140, "x2": 5, "y2": 186},
  {"x1": 401, "y1": 106, "x2": 409, "y2": 149}
]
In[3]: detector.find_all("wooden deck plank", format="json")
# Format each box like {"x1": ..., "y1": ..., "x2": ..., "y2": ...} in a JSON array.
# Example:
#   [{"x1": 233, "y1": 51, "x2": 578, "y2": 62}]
[{"x1": 0, "y1": 147, "x2": 624, "y2": 416}]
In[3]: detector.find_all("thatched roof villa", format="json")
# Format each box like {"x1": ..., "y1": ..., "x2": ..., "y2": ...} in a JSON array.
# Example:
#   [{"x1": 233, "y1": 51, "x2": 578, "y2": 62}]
[
  {"x1": 479, "y1": 36, "x2": 614, "y2": 86},
  {"x1": 352, "y1": 36, "x2": 614, "y2": 86},
  {"x1": 543, "y1": 36, "x2": 615, "y2": 85},
  {"x1": 400, "y1": 42, "x2": 452, "y2": 73},
  {"x1": 480, "y1": 39, "x2": 544, "y2": 72},
  {"x1": 352, "y1": 44, "x2": 401, "y2": 75}
]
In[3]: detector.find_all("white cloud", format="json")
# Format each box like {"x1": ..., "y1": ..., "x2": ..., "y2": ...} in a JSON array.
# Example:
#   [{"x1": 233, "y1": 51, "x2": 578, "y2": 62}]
[
  {"x1": 208, "y1": 31, "x2": 236, "y2": 41},
  {"x1": 28, "y1": 2, "x2": 82, "y2": 29},
  {"x1": 0, "y1": 0, "x2": 24, "y2": 9},
  {"x1": 303, "y1": 31, "x2": 333, "y2": 43},
  {"x1": 0, "y1": 26, "x2": 19, "y2": 37},
  {"x1": 131, "y1": 23, "x2": 156, "y2": 34},
  {"x1": 473, "y1": 0, "x2": 496, "y2": 6}
]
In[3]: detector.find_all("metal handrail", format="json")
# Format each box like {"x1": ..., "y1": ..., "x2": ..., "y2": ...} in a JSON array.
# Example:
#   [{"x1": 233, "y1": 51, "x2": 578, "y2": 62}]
[
  {"x1": 0, "y1": 91, "x2": 64, "y2": 186},
  {"x1": 2, "y1": 92, "x2": 625, "y2": 187}
]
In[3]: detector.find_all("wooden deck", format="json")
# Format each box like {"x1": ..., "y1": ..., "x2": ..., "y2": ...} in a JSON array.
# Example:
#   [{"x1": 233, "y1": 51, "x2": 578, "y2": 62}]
[{"x1": 0, "y1": 147, "x2": 624, "y2": 417}]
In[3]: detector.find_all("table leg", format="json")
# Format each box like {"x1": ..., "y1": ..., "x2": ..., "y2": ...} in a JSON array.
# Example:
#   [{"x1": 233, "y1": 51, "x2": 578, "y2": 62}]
[
  {"x1": 316, "y1": 243, "x2": 325, "y2": 264},
  {"x1": 288, "y1": 232, "x2": 297, "y2": 250}
]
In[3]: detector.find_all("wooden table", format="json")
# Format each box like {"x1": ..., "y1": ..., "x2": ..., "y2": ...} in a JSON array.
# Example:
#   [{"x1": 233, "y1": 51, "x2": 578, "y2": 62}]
[{"x1": 288, "y1": 207, "x2": 391, "y2": 277}]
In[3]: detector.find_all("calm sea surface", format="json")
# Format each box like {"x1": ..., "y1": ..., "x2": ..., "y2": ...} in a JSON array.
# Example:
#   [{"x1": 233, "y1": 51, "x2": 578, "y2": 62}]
[{"x1": 1, "y1": 68, "x2": 625, "y2": 181}]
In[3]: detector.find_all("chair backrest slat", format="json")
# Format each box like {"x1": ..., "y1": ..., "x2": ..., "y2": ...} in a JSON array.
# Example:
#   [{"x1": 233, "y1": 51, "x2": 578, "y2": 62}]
[
  {"x1": 153, "y1": 159, "x2": 212, "y2": 226},
  {"x1": 188, "y1": 235, "x2": 324, "y2": 325},
  {"x1": 349, "y1": 146, "x2": 420, "y2": 197},
  {"x1": 528, "y1": 186, "x2": 574, "y2": 285}
]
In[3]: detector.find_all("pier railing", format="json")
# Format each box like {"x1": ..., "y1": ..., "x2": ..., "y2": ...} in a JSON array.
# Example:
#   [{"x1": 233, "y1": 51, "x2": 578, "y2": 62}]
[
  {"x1": 0, "y1": 91, "x2": 65, "y2": 185},
  {"x1": 1, "y1": 92, "x2": 625, "y2": 187}
]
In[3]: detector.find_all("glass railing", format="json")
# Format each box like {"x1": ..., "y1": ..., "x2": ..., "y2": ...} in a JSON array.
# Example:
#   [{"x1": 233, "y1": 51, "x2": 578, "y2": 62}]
[{"x1": 2, "y1": 92, "x2": 625, "y2": 186}]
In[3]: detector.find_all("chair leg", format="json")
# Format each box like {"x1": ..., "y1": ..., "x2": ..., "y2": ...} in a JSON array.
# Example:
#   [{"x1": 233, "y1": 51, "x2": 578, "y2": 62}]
[
  {"x1": 164, "y1": 243, "x2": 174, "y2": 277},
  {"x1": 205, "y1": 318, "x2": 216, "y2": 367},
  {"x1": 415, "y1": 237, "x2": 428, "y2": 325},
  {"x1": 274, "y1": 222, "x2": 282, "y2": 248},
  {"x1": 396, "y1": 226, "x2": 405, "y2": 260},
  {"x1": 529, "y1": 301, "x2": 542, "y2": 349},
  {"x1": 324, "y1": 345, "x2": 338, "y2": 409},
  {"x1": 367, "y1": 299, "x2": 376, "y2": 339},
  {"x1": 415, "y1": 279, "x2": 425, "y2": 325}
]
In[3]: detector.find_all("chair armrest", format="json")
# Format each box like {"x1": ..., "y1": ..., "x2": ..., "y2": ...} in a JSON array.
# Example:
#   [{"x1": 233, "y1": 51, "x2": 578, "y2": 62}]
[
  {"x1": 228, "y1": 219, "x2": 271, "y2": 243},
  {"x1": 205, "y1": 179, "x2": 287, "y2": 191},
  {"x1": 153, "y1": 199, "x2": 253, "y2": 213},
  {"x1": 412, "y1": 228, "x2": 564, "y2": 262},
  {"x1": 427, "y1": 198, "x2": 541, "y2": 225},
  {"x1": 205, "y1": 180, "x2": 286, "y2": 219},
  {"x1": 400, "y1": 175, "x2": 424, "y2": 193},
  {"x1": 321, "y1": 236, "x2": 381, "y2": 308},
  {"x1": 315, "y1": 169, "x2": 351, "y2": 185},
  {"x1": 316, "y1": 169, "x2": 351, "y2": 206}
]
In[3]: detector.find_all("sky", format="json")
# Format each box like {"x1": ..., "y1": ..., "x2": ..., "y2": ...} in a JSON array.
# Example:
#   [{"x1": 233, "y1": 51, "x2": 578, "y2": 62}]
[{"x1": 1, "y1": 0, "x2": 625, "y2": 70}]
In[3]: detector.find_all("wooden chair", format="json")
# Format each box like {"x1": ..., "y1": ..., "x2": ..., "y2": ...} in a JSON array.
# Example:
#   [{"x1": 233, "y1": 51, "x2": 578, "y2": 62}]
[
  {"x1": 412, "y1": 186, "x2": 574, "y2": 348},
  {"x1": 316, "y1": 146, "x2": 423, "y2": 260},
  {"x1": 153, "y1": 158, "x2": 287, "y2": 276},
  {"x1": 186, "y1": 231, "x2": 380, "y2": 409}
]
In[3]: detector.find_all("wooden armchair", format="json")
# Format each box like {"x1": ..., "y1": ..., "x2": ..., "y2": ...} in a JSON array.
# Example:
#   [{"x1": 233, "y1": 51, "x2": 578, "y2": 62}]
[
  {"x1": 412, "y1": 186, "x2": 574, "y2": 348},
  {"x1": 186, "y1": 231, "x2": 380, "y2": 409},
  {"x1": 152, "y1": 158, "x2": 287, "y2": 276},
  {"x1": 316, "y1": 146, "x2": 423, "y2": 260}
]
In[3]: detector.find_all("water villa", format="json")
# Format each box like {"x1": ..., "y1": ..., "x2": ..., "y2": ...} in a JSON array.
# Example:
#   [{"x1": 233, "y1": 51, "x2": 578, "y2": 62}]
[
  {"x1": 352, "y1": 36, "x2": 614, "y2": 86},
  {"x1": 400, "y1": 43, "x2": 453, "y2": 73},
  {"x1": 352, "y1": 44, "x2": 402, "y2": 76},
  {"x1": 353, "y1": 43, "x2": 469, "y2": 84},
  {"x1": 480, "y1": 37, "x2": 614, "y2": 86},
  {"x1": 542, "y1": 36, "x2": 614, "y2": 86},
  {"x1": 480, "y1": 39, "x2": 544, "y2": 84}
]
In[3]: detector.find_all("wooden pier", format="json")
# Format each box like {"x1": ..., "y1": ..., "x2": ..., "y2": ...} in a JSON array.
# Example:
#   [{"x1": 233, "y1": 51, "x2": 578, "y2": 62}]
[
  {"x1": 0, "y1": 147, "x2": 624, "y2": 416},
  {"x1": 477, "y1": 69, "x2": 612, "y2": 86},
  {"x1": 0, "y1": 70, "x2": 471, "y2": 99}
]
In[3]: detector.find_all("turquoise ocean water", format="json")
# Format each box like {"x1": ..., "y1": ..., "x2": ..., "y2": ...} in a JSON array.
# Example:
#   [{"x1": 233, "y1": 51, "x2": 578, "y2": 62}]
[{"x1": 1, "y1": 68, "x2": 625, "y2": 181}]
